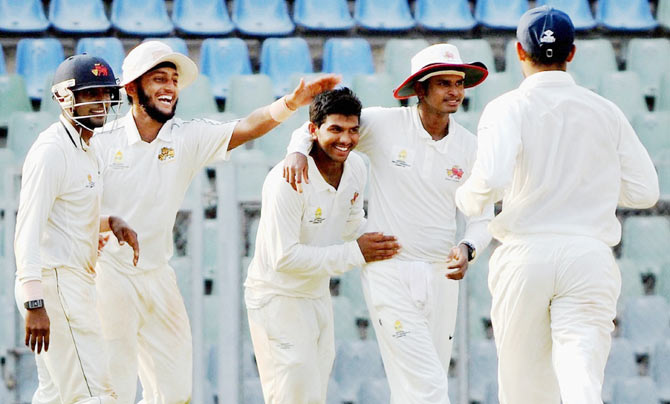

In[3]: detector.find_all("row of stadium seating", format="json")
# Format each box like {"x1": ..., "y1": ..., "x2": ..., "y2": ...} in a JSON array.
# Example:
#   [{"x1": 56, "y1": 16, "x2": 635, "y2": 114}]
[{"x1": 1, "y1": 0, "x2": 668, "y2": 36}]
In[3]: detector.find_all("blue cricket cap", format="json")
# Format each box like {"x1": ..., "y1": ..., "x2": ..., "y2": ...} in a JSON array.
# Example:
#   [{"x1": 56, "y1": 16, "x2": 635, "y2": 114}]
[{"x1": 517, "y1": 6, "x2": 575, "y2": 64}]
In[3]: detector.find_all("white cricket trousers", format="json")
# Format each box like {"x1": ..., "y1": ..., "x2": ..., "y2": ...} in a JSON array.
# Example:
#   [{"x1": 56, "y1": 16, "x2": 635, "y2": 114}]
[
  {"x1": 95, "y1": 260, "x2": 192, "y2": 404},
  {"x1": 361, "y1": 259, "x2": 459, "y2": 404},
  {"x1": 15, "y1": 268, "x2": 117, "y2": 404},
  {"x1": 489, "y1": 235, "x2": 621, "y2": 404},
  {"x1": 247, "y1": 294, "x2": 335, "y2": 404}
]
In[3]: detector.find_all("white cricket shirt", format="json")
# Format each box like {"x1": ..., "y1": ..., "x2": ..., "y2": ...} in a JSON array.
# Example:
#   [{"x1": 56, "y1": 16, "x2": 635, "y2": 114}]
[
  {"x1": 455, "y1": 71, "x2": 659, "y2": 246},
  {"x1": 244, "y1": 153, "x2": 367, "y2": 309},
  {"x1": 92, "y1": 111, "x2": 235, "y2": 273},
  {"x1": 15, "y1": 116, "x2": 102, "y2": 285},
  {"x1": 287, "y1": 106, "x2": 493, "y2": 263}
]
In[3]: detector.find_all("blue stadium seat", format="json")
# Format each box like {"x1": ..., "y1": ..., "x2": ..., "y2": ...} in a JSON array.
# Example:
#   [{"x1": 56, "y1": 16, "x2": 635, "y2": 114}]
[
  {"x1": 322, "y1": 38, "x2": 374, "y2": 89},
  {"x1": 657, "y1": 151, "x2": 670, "y2": 200},
  {"x1": 333, "y1": 339, "x2": 385, "y2": 401},
  {"x1": 176, "y1": 76, "x2": 219, "y2": 120},
  {"x1": 39, "y1": 74, "x2": 62, "y2": 118},
  {"x1": 0, "y1": 75, "x2": 32, "y2": 128},
  {"x1": 658, "y1": 73, "x2": 670, "y2": 112},
  {"x1": 356, "y1": 378, "x2": 390, "y2": 404},
  {"x1": 143, "y1": 37, "x2": 189, "y2": 56},
  {"x1": 15, "y1": 39, "x2": 64, "y2": 101},
  {"x1": 0, "y1": 0, "x2": 49, "y2": 33},
  {"x1": 354, "y1": 0, "x2": 415, "y2": 31},
  {"x1": 621, "y1": 295, "x2": 670, "y2": 355},
  {"x1": 230, "y1": 149, "x2": 271, "y2": 202},
  {"x1": 570, "y1": 39, "x2": 617, "y2": 91},
  {"x1": 504, "y1": 40, "x2": 525, "y2": 86},
  {"x1": 201, "y1": 39, "x2": 252, "y2": 100},
  {"x1": 352, "y1": 73, "x2": 400, "y2": 108},
  {"x1": 611, "y1": 376, "x2": 660, "y2": 404},
  {"x1": 243, "y1": 377, "x2": 264, "y2": 404},
  {"x1": 469, "y1": 339, "x2": 497, "y2": 403},
  {"x1": 332, "y1": 295, "x2": 358, "y2": 341},
  {"x1": 598, "y1": 71, "x2": 647, "y2": 122},
  {"x1": 660, "y1": 0, "x2": 670, "y2": 30},
  {"x1": 449, "y1": 39, "x2": 496, "y2": 73},
  {"x1": 652, "y1": 339, "x2": 670, "y2": 402},
  {"x1": 111, "y1": 0, "x2": 173, "y2": 36},
  {"x1": 384, "y1": 39, "x2": 430, "y2": 89},
  {"x1": 48, "y1": 0, "x2": 110, "y2": 33},
  {"x1": 535, "y1": 0, "x2": 596, "y2": 30},
  {"x1": 596, "y1": 0, "x2": 658, "y2": 31},
  {"x1": 621, "y1": 216, "x2": 670, "y2": 267},
  {"x1": 76, "y1": 38, "x2": 125, "y2": 78},
  {"x1": 231, "y1": 0, "x2": 294, "y2": 36},
  {"x1": 475, "y1": 0, "x2": 529, "y2": 30},
  {"x1": 633, "y1": 112, "x2": 670, "y2": 162},
  {"x1": 615, "y1": 259, "x2": 645, "y2": 314},
  {"x1": 603, "y1": 338, "x2": 637, "y2": 404},
  {"x1": 260, "y1": 37, "x2": 313, "y2": 98},
  {"x1": 293, "y1": 0, "x2": 354, "y2": 31},
  {"x1": 0, "y1": 44, "x2": 6, "y2": 75},
  {"x1": 626, "y1": 38, "x2": 670, "y2": 98},
  {"x1": 415, "y1": 0, "x2": 476, "y2": 31},
  {"x1": 172, "y1": 0, "x2": 234, "y2": 35},
  {"x1": 470, "y1": 72, "x2": 516, "y2": 113},
  {"x1": 7, "y1": 112, "x2": 54, "y2": 163}
]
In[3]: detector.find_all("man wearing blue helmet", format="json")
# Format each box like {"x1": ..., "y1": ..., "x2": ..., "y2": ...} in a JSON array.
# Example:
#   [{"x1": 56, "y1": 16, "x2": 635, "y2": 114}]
[{"x1": 455, "y1": 6, "x2": 659, "y2": 404}]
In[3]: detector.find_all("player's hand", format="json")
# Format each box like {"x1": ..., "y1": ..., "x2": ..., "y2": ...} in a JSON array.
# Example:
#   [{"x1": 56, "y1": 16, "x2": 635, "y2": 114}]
[
  {"x1": 25, "y1": 308, "x2": 50, "y2": 354},
  {"x1": 108, "y1": 216, "x2": 140, "y2": 266},
  {"x1": 285, "y1": 74, "x2": 341, "y2": 110},
  {"x1": 357, "y1": 232, "x2": 401, "y2": 263},
  {"x1": 446, "y1": 244, "x2": 470, "y2": 280},
  {"x1": 283, "y1": 152, "x2": 309, "y2": 193},
  {"x1": 98, "y1": 234, "x2": 110, "y2": 256}
]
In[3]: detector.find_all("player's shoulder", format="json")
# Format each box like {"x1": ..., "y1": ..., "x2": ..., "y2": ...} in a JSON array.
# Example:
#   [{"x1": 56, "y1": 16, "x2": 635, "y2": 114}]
[
  {"x1": 361, "y1": 105, "x2": 408, "y2": 121},
  {"x1": 24, "y1": 124, "x2": 68, "y2": 169},
  {"x1": 171, "y1": 116, "x2": 236, "y2": 131},
  {"x1": 345, "y1": 150, "x2": 366, "y2": 173}
]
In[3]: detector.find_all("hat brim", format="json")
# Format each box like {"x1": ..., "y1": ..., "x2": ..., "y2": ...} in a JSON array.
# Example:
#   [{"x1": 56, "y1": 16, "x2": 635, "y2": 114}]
[
  {"x1": 393, "y1": 62, "x2": 489, "y2": 100},
  {"x1": 120, "y1": 52, "x2": 198, "y2": 90}
]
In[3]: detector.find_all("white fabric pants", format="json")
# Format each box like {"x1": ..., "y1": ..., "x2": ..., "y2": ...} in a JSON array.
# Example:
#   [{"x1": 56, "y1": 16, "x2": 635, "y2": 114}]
[
  {"x1": 95, "y1": 260, "x2": 192, "y2": 404},
  {"x1": 247, "y1": 294, "x2": 335, "y2": 404},
  {"x1": 489, "y1": 235, "x2": 621, "y2": 404},
  {"x1": 361, "y1": 259, "x2": 459, "y2": 404},
  {"x1": 15, "y1": 268, "x2": 117, "y2": 404}
]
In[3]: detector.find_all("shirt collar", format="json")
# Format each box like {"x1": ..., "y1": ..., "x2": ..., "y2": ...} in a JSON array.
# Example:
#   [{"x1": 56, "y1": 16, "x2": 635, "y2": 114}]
[
  {"x1": 519, "y1": 70, "x2": 576, "y2": 91},
  {"x1": 306, "y1": 154, "x2": 353, "y2": 193},
  {"x1": 123, "y1": 110, "x2": 174, "y2": 145}
]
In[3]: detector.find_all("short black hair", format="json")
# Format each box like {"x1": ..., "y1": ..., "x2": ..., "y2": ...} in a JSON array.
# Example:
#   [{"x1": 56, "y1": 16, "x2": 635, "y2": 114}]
[
  {"x1": 309, "y1": 87, "x2": 362, "y2": 128},
  {"x1": 525, "y1": 44, "x2": 573, "y2": 67}
]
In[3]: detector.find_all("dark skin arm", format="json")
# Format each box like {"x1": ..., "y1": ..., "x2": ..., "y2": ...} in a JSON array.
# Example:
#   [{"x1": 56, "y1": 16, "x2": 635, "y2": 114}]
[
  {"x1": 446, "y1": 243, "x2": 470, "y2": 280},
  {"x1": 357, "y1": 232, "x2": 401, "y2": 262},
  {"x1": 25, "y1": 307, "x2": 50, "y2": 353}
]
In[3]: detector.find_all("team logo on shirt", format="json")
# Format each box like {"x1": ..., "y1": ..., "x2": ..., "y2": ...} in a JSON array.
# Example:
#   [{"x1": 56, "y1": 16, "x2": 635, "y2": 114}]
[
  {"x1": 350, "y1": 192, "x2": 359, "y2": 206},
  {"x1": 392, "y1": 320, "x2": 410, "y2": 339},
  {"x1": 446, "y1": 165, "x2": 464, "y2": 182},
  {"x1": 111, "y1": 150, "x2": 129, "y2": 169},
  {"x1": 309, "y1": 207, "x2": 325, "y2": 224},
  {"x1": 391, "y1": 149, "x2": 411, "y2": 168},
  {"x1": 158, "y1": 147, "x2": 175, "y2": 161},
  {"x1": 85, "y1": 174, "x2": 96, "y2": 189}
]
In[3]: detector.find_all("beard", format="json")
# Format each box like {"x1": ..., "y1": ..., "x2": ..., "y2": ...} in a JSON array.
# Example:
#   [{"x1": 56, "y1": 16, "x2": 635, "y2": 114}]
[{"x1": 137, "y1": 85, "x2": 178, "y2": 123}]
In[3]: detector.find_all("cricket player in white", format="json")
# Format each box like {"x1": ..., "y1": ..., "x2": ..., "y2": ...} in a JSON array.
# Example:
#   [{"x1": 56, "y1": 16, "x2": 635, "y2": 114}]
[
  {"x1": 14, "y1": 55, "x2": 139, "y2": 404},
  {"x1": 285, "y1": 44, "x2": 494, "y2": 404},
  {"x1": 455, "y1": 7, "x2": 660, "y2": 404},
  {"x1": 245, "y1": 88, "x2": 401, "y2": 404},
  {"x1": 92, "y1": 41, "x2": 340, "y2": 404}
]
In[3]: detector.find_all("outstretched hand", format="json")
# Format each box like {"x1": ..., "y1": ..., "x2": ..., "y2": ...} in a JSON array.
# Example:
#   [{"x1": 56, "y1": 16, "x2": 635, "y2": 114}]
[
  {"x1": 285, "y1": 74, "x2": 341, "y2": 110},
  {"x1": 108, "y1": 216, "x2": 140, "y2": 266}
]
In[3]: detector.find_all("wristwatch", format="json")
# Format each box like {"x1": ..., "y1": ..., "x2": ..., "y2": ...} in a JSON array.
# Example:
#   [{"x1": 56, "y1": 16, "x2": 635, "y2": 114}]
[
  {"x1": 24, "y1": 299, "x2": 44, "y2": 310},
  {"x1": 461, "y1": 242, "x2": 476, "y2": 262}
]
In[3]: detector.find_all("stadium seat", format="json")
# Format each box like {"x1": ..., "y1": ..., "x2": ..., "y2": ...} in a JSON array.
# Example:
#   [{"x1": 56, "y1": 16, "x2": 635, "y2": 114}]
[
  {"x1": 352, "y1": 73, "x2": 400, "y2": 108},
  {"x1": 449, "y1": 39, "x2": 496, "y2": 73},
  {"x1": 356, "y1": 378, "x2": 391, "y2": 404},
  {"x1": 384, "y1": 39, "x2": 430, "y2": 89},
  {"x1": 504, "y1": 40, "x2": 525, "y2": 86},
  {"x1": 615, "y1": 259, "x2": 645, "y2": 313},
  {"x1": 621, "y1": 295, "x2": 670, "y2": 355},
  {"x1": 172, "y1": 0, "x2": 234, "y2": 35},
  {"x1": 7, "y1": 112, "x2": 54, "y2": 164},
  {"x1": 415, "y1": 0, "x2": 476, "y2": 31},
  {"x1": 143, "y1": 37, "x2": 189, "y2": 56},
  {"x1": 293, "y1": 0, "x2": 354, "y2": 31},
  {"x1": 652, "y1": 338, "x2": 670, "y2": 402},
  {"x1": 75, "y1": 38, "x2": 125, "y2": 78},
  {"x1": 633, "y1": 112, "x2": 670, "y2": 162},
  {"x1": 176, "y1": 75, "x2": 219, "y2": 120},
  {"x1": 657, "y1": 263, "x2": 670, "y2": 304},
  {"x1": 48, "y1": 0, "x2": 110, "y2": 33},
  {"x1": 625, "y1": 38, "x2": 670, "y2": 98},
  {"x1": 603, "y1": 338, "x2": 638, "y2": 404},
  {"x1": 0, "y1": 0, "x2": 49, "y2": 33},
  {"x1": 39, "y1": 75, "x2": 62, "y2": 118},
  {"x1": 658, "y1": 72, "x2": 670, "y2": 112},
  {"x1": 453, "y1": 110, "x2": 481, "y2": 134},
  {"x1": 569, "y1": 39, "x2": 617, "y2": 91},
  {"x1": 111, "y1": 0, "x2": 173, "y2": 36},
  {"x1": 474, "y1": 0, "x2": 529, "y2": 30},
  {"x1": 469, "y1": 72, "x2": 515, "y2": 112},
  {"x1": 0, "y1": 149, "x2": 15, "y2": 203},
  {"x1": 337, "y1": 267, "x2": 367, "y2": 314},
  {"x1": 332, "y1": 295, "x2": 358, "y2": 341},
  {"x1": 466, "y1": 246, "x2": 494, "y2": 340},
  {"x1": 611, "y1": 376, "x2": 660, "y2": 404},
  {"x1": 231, "y1": 149, "x2": 271, "y2": 202},
  {"x1": 260, "y1": 37, "x2": 313, "y2": 98},
  {"x1": 598, "y1": 71, "x2": 647, "y2": 122},
  {"x1": 596, "y1": 0, "x2": 658, "y2": 31},
  {"x1": 15, "y1": 38, "x2": 64, "y2": 101},
  {"x1": 621, "y1": 216, "x2": 670, "y2": 267},
  {"x1": 469, "y1": 339, "x2": 497, "y2": 403},
  {"x1": 200, "y1": 38, "x2": 252, "y2": 100},
  {"x1": 322, "y1": 38, "x2": 375, "y2": 89},
  {"x1": 225, "y1": 74, "x2": 274, "y2": 117},
  {"x1": 659, "y1": 0, "x2": 670, "y2": 30},
  {"x1": 354, "y1": 0, "x2": 415, "y2": 31},
  {"x1": 332, "y1": 339, "x2": 385, "y2": 401},
  {"x1": 657, "y1": 151, "x2": 670, "y2": 200},
  {"x1": 0, "y1": 44, "x2": 5, "y2": 75},
  {"x1": 231, "y1": 0, "x2": 294, "y2": 37},
  {"x1": 254, "y1": 111, "x2": 306, "y2": 165},
  {"x1": 243, "y1": 377, "x2": 264, "y2": 404},
  {"x1": 0, "y1": 75, "x2": 32, "y2": 128},
  {"x1": 534, "y1": 0, "x2": 596, "y2": 30}
]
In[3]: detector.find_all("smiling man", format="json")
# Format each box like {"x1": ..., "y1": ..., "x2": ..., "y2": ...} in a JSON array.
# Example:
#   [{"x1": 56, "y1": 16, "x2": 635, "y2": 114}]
[
  {"x1": 91, "y1": 41, "x2": 340, "y2": 403},
  {"x1": 245, "y1": 88, "x2": 400, "y2": 404},
  {"x1": 283, "y1": 44, "x2": 494, "y2": 403}
]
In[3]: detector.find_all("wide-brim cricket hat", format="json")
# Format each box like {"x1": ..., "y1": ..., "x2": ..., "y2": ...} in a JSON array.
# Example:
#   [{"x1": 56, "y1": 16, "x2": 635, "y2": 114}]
[
  {"x1": 120, "y1": 40, "x2": 198, "y2": 90},
  {"x1": 393, "y1": 43, "x2": 488, "y2": 100}
]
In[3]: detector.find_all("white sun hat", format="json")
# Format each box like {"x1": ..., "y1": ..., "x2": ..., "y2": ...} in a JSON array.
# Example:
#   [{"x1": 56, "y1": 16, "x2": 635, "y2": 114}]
[{"x1": 120, "y1": 40, "x2": 198, "y2": 89}]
